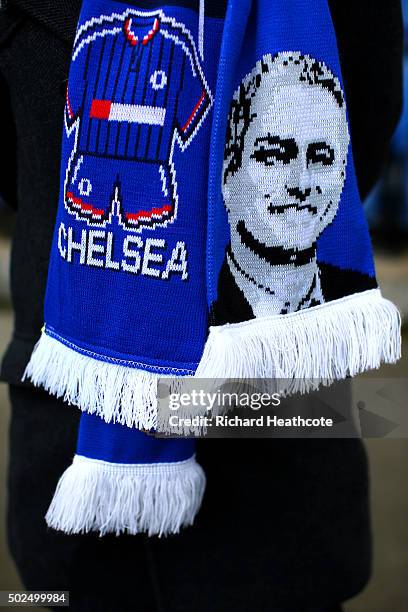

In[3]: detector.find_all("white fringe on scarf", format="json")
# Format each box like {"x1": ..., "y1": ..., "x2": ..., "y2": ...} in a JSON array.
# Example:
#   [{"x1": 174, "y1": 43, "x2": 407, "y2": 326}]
[
  {"x1": 195, "y1": 289, "x2": 401, "y2": 392},
  {"x1": 22, "y1": 334, "x2": 182, "y2": 431},
  {"x1": 155, "y1": 289, "x2": 401, "y2": 434},
  {"x1": 24, "y1": 288, "x2": 401, "y2": 428},
  {"x1": 45, "y1": 455, "x2": 206, "y2": 537}
]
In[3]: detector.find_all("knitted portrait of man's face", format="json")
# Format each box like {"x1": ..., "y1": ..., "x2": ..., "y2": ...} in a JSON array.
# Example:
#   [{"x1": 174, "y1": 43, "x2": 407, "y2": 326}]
[{"x1": 223, "y1": 52, "x2": 350, "y2": 253}]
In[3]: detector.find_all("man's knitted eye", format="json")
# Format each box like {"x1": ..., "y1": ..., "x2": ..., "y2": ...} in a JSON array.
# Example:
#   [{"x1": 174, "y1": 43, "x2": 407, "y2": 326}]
[
  {"x1": 306, "y1": 142, "x2": 335, "y2": 167},
  {"x1": 251, "y1": 136, "x2": 299, "y2": 166}
]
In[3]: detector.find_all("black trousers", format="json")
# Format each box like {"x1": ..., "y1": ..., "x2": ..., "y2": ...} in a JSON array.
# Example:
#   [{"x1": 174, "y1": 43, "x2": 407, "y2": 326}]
[{"x1": 6, "y1": 384, "x2": 371, "y2": 611}]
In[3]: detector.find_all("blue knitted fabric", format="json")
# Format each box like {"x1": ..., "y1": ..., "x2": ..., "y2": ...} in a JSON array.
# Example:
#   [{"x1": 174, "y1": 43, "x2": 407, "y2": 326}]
[
  {"x1": 47, "y1": 1, "x2": 222, "y2": 374},
  {"x1": 25, "y1": 0, "x2": 400, "y2": 536}
]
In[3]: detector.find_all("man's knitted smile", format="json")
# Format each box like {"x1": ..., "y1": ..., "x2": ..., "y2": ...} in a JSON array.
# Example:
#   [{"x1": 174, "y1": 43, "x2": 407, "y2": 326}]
[{"x1": 267, "y1": 202, "x2": 318, "y2": 215}]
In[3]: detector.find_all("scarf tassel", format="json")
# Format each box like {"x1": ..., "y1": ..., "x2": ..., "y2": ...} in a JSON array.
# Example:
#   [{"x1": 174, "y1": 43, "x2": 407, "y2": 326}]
[
  {"x1": 196, "y1": 289, "x2": 401, "y2": 389},
  {"x1": 25, "y1": 289, "x2": 401, "y2": 431},
  {"x1": 45, "y1": 454, "x2": 206, "y2": 537},
  {"x1": 22, "y1": 333, "x2": 178, "y2": 430}
]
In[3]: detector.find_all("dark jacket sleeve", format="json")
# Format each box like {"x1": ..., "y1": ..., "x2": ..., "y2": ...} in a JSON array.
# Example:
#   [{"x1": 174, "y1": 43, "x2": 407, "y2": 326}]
[
  {"x1": 0, "y1": 70, "x2": 17, "y2": 210},
  {"x1": 329, "y1": 0, "x2": 404, "y2": 200},
  {"x1": 0, "y1": 7, "x2": 18, "y2": 210}
]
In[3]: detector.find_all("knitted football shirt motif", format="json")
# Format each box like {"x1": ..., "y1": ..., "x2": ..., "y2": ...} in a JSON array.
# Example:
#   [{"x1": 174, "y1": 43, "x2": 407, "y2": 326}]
[
  {"x1": 64, "y1": 9, "x2": 212, "y2": 230},
  {"x1": 24, "y1": 0, "x2": 401, "y2": 536}
]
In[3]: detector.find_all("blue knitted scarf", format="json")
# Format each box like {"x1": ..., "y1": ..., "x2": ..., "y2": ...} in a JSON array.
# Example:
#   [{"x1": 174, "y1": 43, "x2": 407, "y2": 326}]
[{"x1": 24, "y1": 0, "x2": 401, "y2": 536}]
